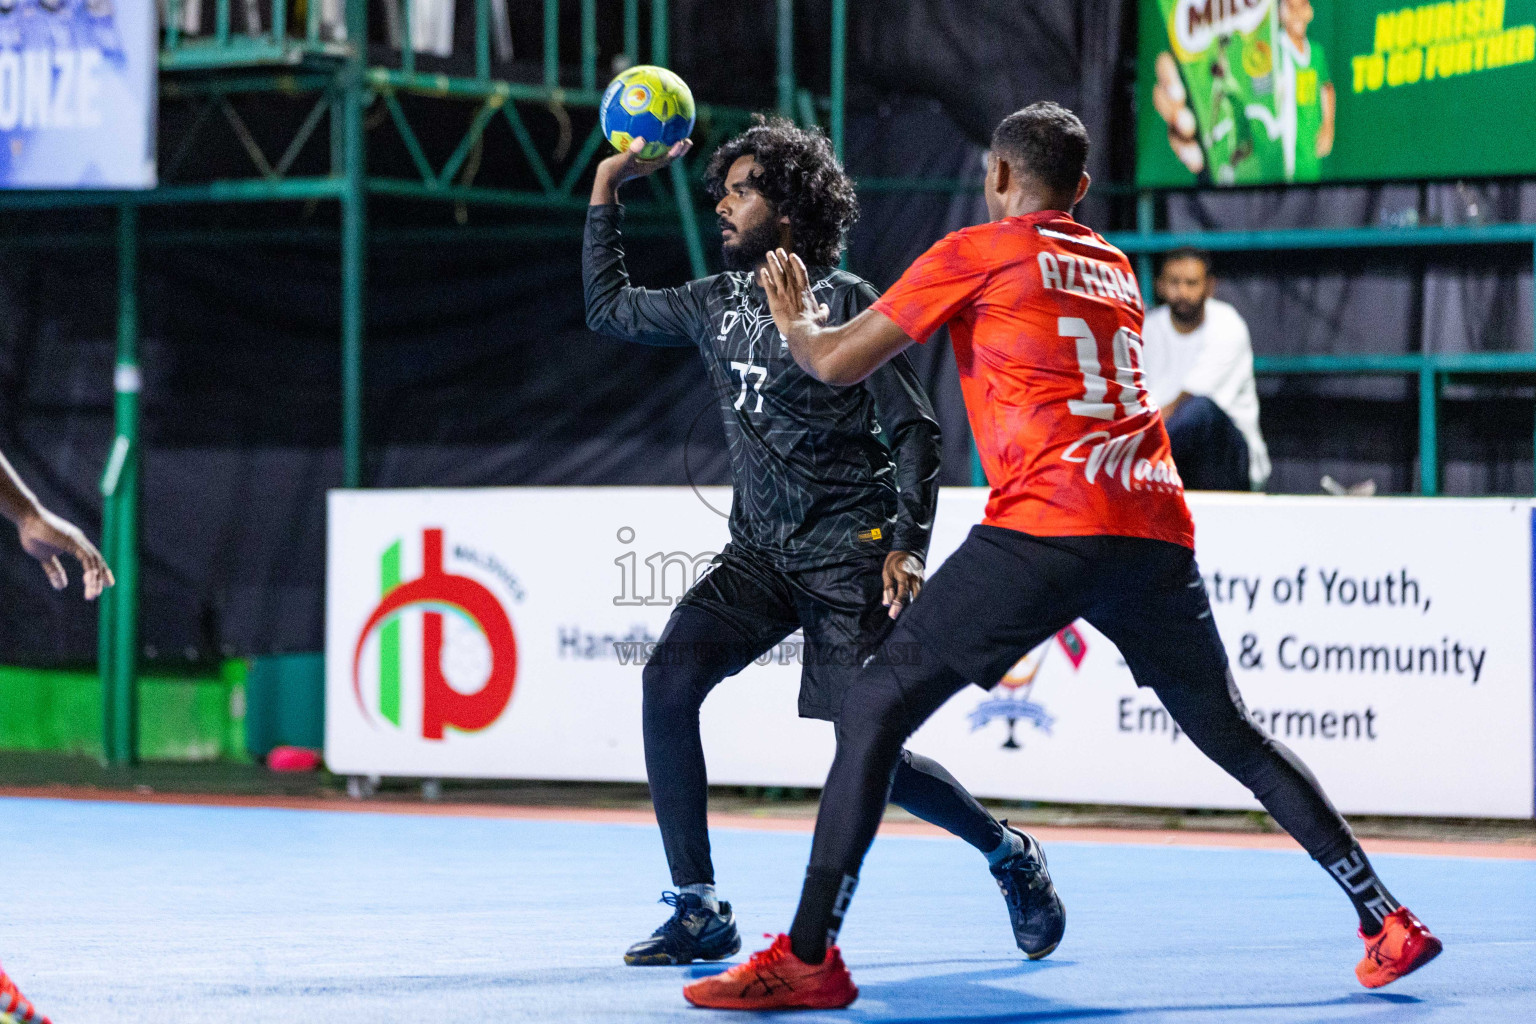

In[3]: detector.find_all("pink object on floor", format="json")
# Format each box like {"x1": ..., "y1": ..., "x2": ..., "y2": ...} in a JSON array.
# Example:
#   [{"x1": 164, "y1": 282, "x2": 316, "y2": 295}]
[{"x1": 267, "y1": 746, "x2": 322, "y2": 772}]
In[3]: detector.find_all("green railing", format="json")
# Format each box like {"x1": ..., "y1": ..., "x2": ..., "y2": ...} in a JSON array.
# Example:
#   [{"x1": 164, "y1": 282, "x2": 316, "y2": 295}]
[
  {"x1": 1104, "y1": 214, "x2": 1536, "y2": 498},
  {"x1": 1, "y1": 0, "x2": 849, "y2": 765},
  {"x1": 160, "y1": 0, "x2": 346, "y2": 69}
]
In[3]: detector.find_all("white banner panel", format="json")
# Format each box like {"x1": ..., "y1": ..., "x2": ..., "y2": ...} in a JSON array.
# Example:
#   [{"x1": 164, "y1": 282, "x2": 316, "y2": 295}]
[{"x1": 326, "y1": 489, "x2": 1535, "y2": 818}]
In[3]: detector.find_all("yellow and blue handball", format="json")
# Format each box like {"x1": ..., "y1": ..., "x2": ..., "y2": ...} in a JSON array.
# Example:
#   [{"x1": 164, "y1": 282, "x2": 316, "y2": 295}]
[{"x1": 600, "y1": 65, "x2": 695, "y2": 160}]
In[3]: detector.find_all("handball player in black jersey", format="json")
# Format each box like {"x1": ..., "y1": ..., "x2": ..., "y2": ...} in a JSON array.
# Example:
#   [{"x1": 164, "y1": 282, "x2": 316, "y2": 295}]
[{"x1": 584, "y1": 117, "x2": 1065, "y2": 967}]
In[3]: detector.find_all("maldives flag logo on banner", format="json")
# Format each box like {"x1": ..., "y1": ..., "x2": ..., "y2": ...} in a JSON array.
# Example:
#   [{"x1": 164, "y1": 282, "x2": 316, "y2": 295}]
[
  {"x1": 1056, "y1": 623, "x2": 1088, "y2": 668},
  {"x1": 351, "y1": 528, "x2": 518, "y2": 740}
]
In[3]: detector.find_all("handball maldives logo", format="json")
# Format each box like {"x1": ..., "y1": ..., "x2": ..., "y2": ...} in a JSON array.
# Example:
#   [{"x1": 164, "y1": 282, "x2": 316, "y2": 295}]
[{"x1": 351, "y1": 528, "x2": 518, "y2": 739}]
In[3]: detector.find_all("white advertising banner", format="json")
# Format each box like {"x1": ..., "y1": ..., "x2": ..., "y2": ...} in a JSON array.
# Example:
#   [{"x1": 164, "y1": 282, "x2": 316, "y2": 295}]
[{"x1": 326, "y1": 489, "x2": 1536, "y2": 819}]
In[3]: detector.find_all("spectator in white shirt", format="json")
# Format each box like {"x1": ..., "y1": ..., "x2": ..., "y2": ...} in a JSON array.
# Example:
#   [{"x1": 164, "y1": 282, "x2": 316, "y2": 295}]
[{"x1": 1140, "y1": 249, "x2": 1271, "y2": 491}]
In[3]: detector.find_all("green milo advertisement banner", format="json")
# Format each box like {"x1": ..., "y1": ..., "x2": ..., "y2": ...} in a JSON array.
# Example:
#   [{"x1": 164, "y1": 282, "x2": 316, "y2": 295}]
[{"x1": 1138, "y1": 0, "x2": 1536, "y2": 186}]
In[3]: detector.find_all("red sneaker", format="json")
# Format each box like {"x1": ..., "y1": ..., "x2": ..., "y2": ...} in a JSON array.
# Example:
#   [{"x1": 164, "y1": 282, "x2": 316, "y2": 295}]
[
  {"x1": 0, "y1": 962, "x2": 51, "y2": 1024},
  {"x1": 1356, "y1": 907, "x2": 1443, "y2": 989},
  {"x1": 682, "y1": 934, "x2": 858, "y2": 1010}
]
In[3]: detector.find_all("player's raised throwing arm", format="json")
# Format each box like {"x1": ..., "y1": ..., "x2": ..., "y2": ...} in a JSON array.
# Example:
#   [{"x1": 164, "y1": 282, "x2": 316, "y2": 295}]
[
  {"x1": 0, "y1": 448, "x2": 113, "y2": 600},
  {"x1": 583, "y1": 136, "x2": 707, "y2": 347}
]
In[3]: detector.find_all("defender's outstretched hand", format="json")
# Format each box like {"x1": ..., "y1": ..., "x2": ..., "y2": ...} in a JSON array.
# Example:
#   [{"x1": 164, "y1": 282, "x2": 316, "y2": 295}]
[
  {"x1": 591, "y1": 136, "x2": 693, "y2": 205},
  {"x1": 759, "y1": 249, "x2": 828, "y2": 343},
  {"x1": 761, "y1": 248, "x2": 914, "y2": 386},
  {"x1": 17, "y1": 508, "x2": 114, "y2": 600}
]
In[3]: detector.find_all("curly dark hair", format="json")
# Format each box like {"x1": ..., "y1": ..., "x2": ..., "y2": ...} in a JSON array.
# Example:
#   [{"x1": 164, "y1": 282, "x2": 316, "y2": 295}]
[{"x1": 703, "y1": 115, "x2": 858, "y2": 267}]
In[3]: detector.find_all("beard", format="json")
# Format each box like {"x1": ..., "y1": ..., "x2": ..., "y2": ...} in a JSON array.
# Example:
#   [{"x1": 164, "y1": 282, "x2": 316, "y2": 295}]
[
  {"x1": 1167, "y1": 298, "x2": 1204, "y2": 325},
  {"x1": 720, "y1": 215, "x2": 781, "y2": 272}
]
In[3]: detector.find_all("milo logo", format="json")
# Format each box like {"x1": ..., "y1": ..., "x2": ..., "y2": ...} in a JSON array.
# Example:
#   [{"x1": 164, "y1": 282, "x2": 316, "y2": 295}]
[{"x1": 1173, "y1": 0, "x2": 1273, "y2": 56}]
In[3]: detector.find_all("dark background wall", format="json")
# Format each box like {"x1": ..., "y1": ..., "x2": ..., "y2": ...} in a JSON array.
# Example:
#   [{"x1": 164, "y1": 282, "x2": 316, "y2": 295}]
[{"x1": 1, "y1": 0, "x2": 1531, "y2": 665}]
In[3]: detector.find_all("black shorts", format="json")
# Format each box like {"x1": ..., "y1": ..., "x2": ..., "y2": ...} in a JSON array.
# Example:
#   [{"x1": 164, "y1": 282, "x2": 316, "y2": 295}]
[
  {"x1": 676, "y1": 544, "x2": 896, "y2": 720},
  {"x1": 897, "y1": 524, "x2": 1217, "y2": 693}
]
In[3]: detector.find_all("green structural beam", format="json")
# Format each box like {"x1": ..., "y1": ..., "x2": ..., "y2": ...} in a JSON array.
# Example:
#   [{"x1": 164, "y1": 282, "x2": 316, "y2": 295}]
[
  {"x1": 652, "y1": 0, "x2": 669, "y2": 66},
  {"x1": 670, "y1": 157, "x2": 709, "y2": 279},
  {"x1": 0, "y1": 219, "x2": 692, "y2": 252},
  {"x1": 1252, "y1": 353, "x2": 1536, "y2": 498},
  {"x1": 544, "y1": 0, "x2": 559, "y2": 88},
  {"x1": 341, "y1": 0, "x2": 368, "y2": 490},
  {"x1": 1254, "y1": 353, "x2": 1536, "y2": 374},
  {"x1": 0, "y1": 178, "x2": 346, "y2": 209},
  {"x1": 1106, "y1": 220, "x2": 1536, "y2": 254},
  {"x1": 580, "y1": 0, "x2": 597, "y2": 91},
  {"x1": 100, "y1": 204, "x2": 140, "y2": 767},
  {"x1": 476, "y1": 0, "x2": 492, "y2": 80},
  {"x1": 162, "y1": 72, "x2": 337, "y2": 97},
  {"x1": 829, "y1": 0, "x2": 845, "y2": 160},
  {"x1": 624, "y1": 0, "x2": 640, "y2": 62},
  {"x1": 776, "y1": 0, "x2": 795, "y2": 118},
  {"x1": 402, "y1": 0, "x2": 414, "y2": 75},
  {"x1": 1135, "y1": 193, "x2": 1156, "y2": 309},
  {"x1": 1419, "y1": 366, "x2": 1439, "y2": 497},
  {"x1": 158, "y1": 38, "x2": 348, "y2": 72},
  {"x1": 366, "y1": 178, "x2": 594, "y2": 209}
]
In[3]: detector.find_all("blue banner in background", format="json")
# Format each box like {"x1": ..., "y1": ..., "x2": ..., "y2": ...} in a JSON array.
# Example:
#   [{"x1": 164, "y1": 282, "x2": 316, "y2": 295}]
[{"x1": 0, "y1": 0, "x2": 155, "y2": 189}]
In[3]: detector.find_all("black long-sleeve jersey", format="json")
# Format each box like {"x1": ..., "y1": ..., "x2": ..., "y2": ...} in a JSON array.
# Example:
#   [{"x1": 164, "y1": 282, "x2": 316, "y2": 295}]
[{"x1": 583, "y1": 204, "x2": 941, "y2": 571}]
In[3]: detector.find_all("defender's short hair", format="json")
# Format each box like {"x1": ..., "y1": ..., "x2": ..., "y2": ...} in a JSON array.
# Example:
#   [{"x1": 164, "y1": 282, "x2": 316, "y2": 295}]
[
  {"x1": 1160, "y1": 247, "x2": 1214, "y2": 276},
  {"x1": 991, "y1": 102, "x2": 1090, "y2": 195}
]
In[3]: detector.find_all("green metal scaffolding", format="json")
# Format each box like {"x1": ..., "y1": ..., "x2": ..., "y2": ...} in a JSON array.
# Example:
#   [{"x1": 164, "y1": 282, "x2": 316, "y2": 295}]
[
  {"x1": 0, "y1": 0, "x2": 851, "y2": 765},
  {"x1": 4, "y1": 0, "x2": 1530, "y2": 763}
]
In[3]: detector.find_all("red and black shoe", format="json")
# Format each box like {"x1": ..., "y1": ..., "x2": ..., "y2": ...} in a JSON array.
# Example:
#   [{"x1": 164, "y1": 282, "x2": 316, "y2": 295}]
[
  {"x1": 682, "y1": 934, "x2": 858, "y2": 1010},
  {"x1": 1356, "y1": 907, "x2": 1443, "y2": 989},
  {"x1": 0, "y1": 962, "x2": 51, "y2": 1024}
]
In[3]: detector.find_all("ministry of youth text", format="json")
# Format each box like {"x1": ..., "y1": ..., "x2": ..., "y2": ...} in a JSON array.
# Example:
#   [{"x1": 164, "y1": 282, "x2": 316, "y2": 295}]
[{"x1": 1205, "y1": 567, "x2": 1429, "y2": 614}]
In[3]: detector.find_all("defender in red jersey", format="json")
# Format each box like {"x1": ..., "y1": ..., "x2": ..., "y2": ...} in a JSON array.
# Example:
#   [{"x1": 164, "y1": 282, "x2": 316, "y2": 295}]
[
  {"x1": 871, "y1": 203, "x2": 1191, "y2": 548},
  {"x1": 682, "y1": 103, "x2": 1438, "y2": 1011}
]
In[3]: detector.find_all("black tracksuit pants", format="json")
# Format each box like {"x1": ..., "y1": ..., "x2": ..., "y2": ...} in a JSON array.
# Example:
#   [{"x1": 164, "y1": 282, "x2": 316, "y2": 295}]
[
  {"x1": 641, "y1": 545, "x2": 1005, "y2": 888},
  {"x1": 797, "y1": 526, "x2": 1360, "y2": 939}
]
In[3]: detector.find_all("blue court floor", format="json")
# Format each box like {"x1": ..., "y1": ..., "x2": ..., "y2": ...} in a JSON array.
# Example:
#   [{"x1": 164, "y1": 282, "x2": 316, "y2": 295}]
[{"x1": 0, "y1": 797, "x2": 1531, "y2": 1023}]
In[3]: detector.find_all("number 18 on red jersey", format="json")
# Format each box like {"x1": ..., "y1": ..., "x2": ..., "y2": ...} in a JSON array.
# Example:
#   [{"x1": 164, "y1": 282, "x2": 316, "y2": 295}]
[{"x1": 873, "y1": 210, "x2": 1195, "y2": 550}]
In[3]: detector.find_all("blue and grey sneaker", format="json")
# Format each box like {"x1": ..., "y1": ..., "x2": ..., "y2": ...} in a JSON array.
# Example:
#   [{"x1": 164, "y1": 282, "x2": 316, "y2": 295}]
[
  {"x1": 624, "y1": 891, "x2": 742, "y2": 966},
  {"x1": 990, "y1": 822, "x2": 1066, "y2": 960}
]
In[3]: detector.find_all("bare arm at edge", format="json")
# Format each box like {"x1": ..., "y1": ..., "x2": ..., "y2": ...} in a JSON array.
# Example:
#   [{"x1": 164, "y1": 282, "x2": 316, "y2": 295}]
[{"x1": 0, "y1": 449, "x2": 114, "y2": 599}]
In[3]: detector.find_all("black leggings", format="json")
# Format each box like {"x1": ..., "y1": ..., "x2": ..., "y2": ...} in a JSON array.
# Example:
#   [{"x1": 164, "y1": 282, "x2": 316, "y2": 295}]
[
  {"x1": 803, "y1": 529, "x2": 1357, "y2": 897},
  {"x1": 643, "y1": 602, "x2": 1004, "y2": 887}
]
